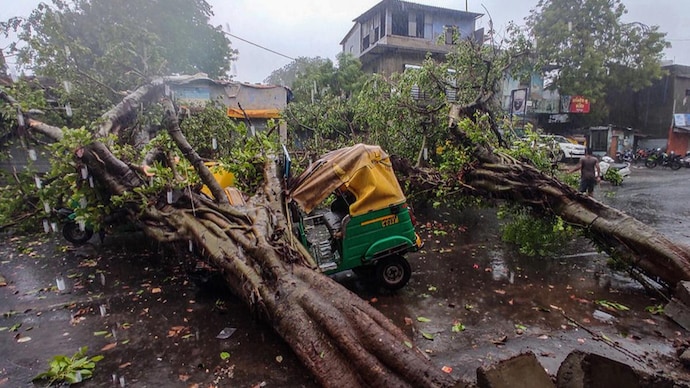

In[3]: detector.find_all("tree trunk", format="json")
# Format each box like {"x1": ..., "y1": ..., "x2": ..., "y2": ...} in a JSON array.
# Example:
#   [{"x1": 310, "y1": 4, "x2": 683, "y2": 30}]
[
  {"x1": 449, "y1": 105, "x2": 690, "y2": 287},
  {"x1": 10, "y1": 80, "x2": 690, "y2": 387},
  {"x1": 16, "y1": 82, "x2": 457, "y2": 388}
]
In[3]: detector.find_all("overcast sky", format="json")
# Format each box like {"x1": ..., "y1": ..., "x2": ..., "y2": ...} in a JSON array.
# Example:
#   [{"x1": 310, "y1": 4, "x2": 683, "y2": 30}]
[{"x1": 2, "y1": 0, "x2": 689, "y2": 83}]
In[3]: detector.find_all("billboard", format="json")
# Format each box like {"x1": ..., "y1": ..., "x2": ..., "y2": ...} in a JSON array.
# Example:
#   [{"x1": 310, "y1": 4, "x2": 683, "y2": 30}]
[
  {"x1": 510, "y1": 89, "x2": 528, "y2": 116},
  {"x1": 561, "y1": 95, "x2": 590, "y2": 113}
]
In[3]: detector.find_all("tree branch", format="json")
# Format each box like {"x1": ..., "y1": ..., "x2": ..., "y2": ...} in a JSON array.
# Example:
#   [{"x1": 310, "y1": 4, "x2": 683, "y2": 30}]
[{"x1": 160, "y1": 98, "x2": 229, "y2": 204}]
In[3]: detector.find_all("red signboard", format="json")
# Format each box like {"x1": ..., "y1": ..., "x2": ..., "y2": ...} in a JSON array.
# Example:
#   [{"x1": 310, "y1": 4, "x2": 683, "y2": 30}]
[{"x1": 569, "y1": 95, "x2": 590, "y2": 113}]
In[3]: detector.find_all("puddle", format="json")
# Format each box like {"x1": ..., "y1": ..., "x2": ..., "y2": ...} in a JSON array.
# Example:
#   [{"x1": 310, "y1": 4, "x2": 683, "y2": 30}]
[{"x1": 1, "y1": 185, "x2": 689, "y2": 386}]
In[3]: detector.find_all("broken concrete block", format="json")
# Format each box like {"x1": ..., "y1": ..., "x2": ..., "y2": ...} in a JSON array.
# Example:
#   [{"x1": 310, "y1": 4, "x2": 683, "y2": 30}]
[
  {"x1": 556, "y1": 350, "x2": 676, "y2": 388},
  {"x1": 476, "y1": 352, "x2": 555, "y2": 388},
  {"x1": 676, "y1": 281, "x2": 690, "y2": 307},
  {"x1": 664, "y1": 299, "x2": 690, "y2": 331}
]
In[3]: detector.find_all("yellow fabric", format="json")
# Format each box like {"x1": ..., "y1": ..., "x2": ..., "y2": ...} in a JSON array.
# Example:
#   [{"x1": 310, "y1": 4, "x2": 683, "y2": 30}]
[
  {"x1": 227, "y1": 108, "x2": 282, "y2": 119},
  {"x1": 289, "y1": 144, "x2": 407, "y2": 216},
  {"x1": 200, "y1": 162, "x2": 235, "y2": 198}
]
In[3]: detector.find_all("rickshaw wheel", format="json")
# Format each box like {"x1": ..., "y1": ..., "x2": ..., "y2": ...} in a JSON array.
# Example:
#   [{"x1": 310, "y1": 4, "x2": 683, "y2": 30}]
[{"x1": 376, "y1": 256, "x2": 411, "y2": 291}]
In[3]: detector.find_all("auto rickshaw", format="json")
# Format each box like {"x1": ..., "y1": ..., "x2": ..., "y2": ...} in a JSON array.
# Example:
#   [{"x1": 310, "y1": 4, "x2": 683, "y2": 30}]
[{"x1": 286, "y1": 144, "x2": 423, "y2": 290}]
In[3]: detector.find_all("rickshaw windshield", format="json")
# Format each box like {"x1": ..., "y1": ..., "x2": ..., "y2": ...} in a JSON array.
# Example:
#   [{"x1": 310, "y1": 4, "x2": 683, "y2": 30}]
[{"x1": 288, "y1": 144, "x2": 407, "y2": 216}]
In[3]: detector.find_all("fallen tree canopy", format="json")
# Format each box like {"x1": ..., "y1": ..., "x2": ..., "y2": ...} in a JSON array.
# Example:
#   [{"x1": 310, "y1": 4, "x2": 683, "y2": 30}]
[
  {"x1": 394, "y1": 104, "x2": 690, "y2": 288},
  {"x1": 3, "y1": 78, "x2": 457, "y2": 388},
  {"x1": 3, "y1": 76, "x2": 690, "y2": 387}
]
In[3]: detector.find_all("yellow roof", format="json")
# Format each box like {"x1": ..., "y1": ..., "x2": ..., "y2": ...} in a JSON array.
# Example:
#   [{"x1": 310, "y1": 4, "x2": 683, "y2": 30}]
[{"x1": 288, "y1": 144, "x2": 406, "y2": 216}]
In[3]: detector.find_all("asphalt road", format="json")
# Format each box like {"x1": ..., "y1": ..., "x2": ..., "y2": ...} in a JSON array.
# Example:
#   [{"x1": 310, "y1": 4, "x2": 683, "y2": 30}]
[{"x1": 0, "y1": 164, "x2": 689, "y2": 387}]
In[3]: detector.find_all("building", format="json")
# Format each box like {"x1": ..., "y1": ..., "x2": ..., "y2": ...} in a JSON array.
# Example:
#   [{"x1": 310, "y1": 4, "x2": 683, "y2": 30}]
[
  {"x1": 1, "y1": 74, "x2": 293, "y2": 175},
  {"x1": 340, "y1": 0, "x2": 483, "y2": 76},
  {"x1": 604, "y1": 63, "x2": 690, "y2": 154},
  {"x1": 172, "y1": 73, "x2": 292, "y2": 142}
]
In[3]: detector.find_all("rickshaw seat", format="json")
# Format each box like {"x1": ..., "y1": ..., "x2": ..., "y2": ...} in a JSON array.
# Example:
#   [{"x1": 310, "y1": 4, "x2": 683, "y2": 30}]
[{"x1": 323, "y1": 211, "x2": 343, "y2": 234}]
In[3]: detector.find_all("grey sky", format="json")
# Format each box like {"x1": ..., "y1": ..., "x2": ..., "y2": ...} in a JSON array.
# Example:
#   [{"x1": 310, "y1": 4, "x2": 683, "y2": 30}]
[{"x1": 2, "y1": 0, "x2": 688, "y2": 83}]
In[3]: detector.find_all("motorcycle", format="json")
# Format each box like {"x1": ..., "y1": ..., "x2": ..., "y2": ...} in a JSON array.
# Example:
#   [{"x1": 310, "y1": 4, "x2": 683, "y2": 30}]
[
  {"x1": 616, "y1": 149, "x2": 634, "y2": 163},
  {"x1": 55, "y1": 207, "x2": 128, "y2": 245},
  {"x1": 56, "y1": 207, "x2": 94, "y2": 245},
  {"x1": 645, "y1": 150, "x2": 682, "y2": 170},
  {"x1": 681, "y1": 152, "x2": 690, "y2": 168},
  {"x1": 634, "y1": 148, "x2": 652, "y2": 165}
]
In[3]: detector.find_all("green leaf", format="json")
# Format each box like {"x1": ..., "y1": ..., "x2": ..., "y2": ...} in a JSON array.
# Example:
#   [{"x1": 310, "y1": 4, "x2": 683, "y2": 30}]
[
  {"x1": 421, "y1": 331, "x2": 434, "y2": 340},
  {"x1": 220, "y1": 352, "x2": 230, "y2": 360},
  {"x1": 403, "y1": 341, "x2": 413, "y2": 348},
  {"x1": 451, "y1": 322, "x2": 465, "y2": 332},
  {"x1": 416, "y1": 316, "x2": 431, "y2": 323},
  {"x1": 93, "y1": 331, "x2": 109, "y2": 336},
  {"x1": 596, "y1": 300, "x2": 629, "y2": 311}
]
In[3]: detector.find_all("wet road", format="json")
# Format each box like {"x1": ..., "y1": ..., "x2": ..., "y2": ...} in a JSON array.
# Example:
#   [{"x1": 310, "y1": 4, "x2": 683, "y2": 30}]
[{"x1": 1, "y1": 165, "x2": 689, "y2": 387}]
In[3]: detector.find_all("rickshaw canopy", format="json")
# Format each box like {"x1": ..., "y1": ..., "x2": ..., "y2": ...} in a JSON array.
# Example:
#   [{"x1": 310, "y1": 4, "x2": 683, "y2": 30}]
[{"x1": 288, "y1": 144, "x2": 407, "y2": 216}]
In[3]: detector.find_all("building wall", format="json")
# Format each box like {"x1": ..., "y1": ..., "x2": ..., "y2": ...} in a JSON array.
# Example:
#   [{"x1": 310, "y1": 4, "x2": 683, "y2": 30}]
[
  {"x1": 342, "y1": 1, "x2": 480, "y2": 78},
  {"x1": 634, "y1": 65, "x2": 690, "y2": 139},
  {"x1": 175, "y1": 81, "x2": 289, "y2": 111},
  {"x1": 342, "y1": 27, "x2": 361, "y2": 56}
]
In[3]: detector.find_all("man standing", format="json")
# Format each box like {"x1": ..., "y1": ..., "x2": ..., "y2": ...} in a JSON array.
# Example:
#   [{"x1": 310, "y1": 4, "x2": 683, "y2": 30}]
[{"x1": 568, "y1": 149, "x2": 601, "y2": 196}]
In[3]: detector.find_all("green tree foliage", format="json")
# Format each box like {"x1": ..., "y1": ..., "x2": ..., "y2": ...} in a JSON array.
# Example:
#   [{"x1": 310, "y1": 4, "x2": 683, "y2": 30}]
[
  {"x1": 264, "y1": 56, "x2": 331, "y2": 88},
  {"x1": 284, "y1": 38, "x2": 577, "y2": 257},
  {"x1": 524, "y1": 0, "x2": 668, "y2": 123},
  {"x1": 2, "y1": 0, "x2": 235, "y2": 126},
  {"x1": 283, "y1": 53, "x2": 370, "y2": 152}
]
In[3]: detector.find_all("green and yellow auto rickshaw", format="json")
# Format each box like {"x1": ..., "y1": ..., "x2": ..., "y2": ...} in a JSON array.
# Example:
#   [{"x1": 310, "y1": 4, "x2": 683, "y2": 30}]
[{"x1": 287, "y1": 144, "x2": 423, "y2": 290}]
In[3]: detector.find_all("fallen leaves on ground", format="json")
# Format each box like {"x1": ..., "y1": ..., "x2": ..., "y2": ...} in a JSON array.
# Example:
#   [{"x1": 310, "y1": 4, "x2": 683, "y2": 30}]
[
  {"x1": 167, "y1": 325, "x2": 190, "y2": 338},
  {"x1": 491, "y1": 335, "x2": 507, "y2": 344},
  {"x1": 101, "y1": 342, "x2": 117, "y2": 351}
]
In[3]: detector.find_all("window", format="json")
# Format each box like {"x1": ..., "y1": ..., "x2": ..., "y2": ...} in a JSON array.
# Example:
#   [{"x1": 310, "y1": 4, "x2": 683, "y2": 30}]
[
  {"x1": 445, "y1": 26, "x2": 459, "y2": 45},
  {"x1": 392, "y1": 10, "x2": 408, "y2": 36},
  {"x1": 380, "y1": 13, "x2": 386, "y2": 39},
  {"x1": 415, "y1": 13, "x2": 424, "y2": 38},
  {"x1": 590, "y1": 130, "x2": 608, "y2": 153}
]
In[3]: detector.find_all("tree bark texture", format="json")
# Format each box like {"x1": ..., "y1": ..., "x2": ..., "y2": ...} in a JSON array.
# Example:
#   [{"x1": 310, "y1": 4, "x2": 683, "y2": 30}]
[
  {"x1": 448, "y1": 105, "x2": 690, "y2": 287},
  {"x1": 16, "y1": 81, "x2": 457, "y2": 387},
  {"x1": 10, "y1": 79, "x2": 689, "y2": 386}
]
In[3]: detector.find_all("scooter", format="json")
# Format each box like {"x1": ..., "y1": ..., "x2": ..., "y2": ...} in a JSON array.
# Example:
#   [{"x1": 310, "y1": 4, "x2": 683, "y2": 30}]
[{"x1": 599, "y1": 155, "x2": 631, "y2": 182}]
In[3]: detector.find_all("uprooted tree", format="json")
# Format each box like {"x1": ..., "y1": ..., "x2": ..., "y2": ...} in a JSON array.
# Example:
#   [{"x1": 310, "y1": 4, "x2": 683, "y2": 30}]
[
  {"x1": 3, "y1": 71, "x2": 690, "y2": 387},
  {"x1": 2, "y1": 1, "x2": 689, "y2": 386}
]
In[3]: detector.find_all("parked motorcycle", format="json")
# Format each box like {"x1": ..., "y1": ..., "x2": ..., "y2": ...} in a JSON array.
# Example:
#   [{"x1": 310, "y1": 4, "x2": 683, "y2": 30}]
[
  {"x1": 681, "y1": 152, "x2": 690, "y2": 168},
  {"x1": 616, "y1": 149, "x2": 634, "y2": 163},
  {"x1": 634, "y1": 148, "x2": 652, "y2": 165},
  {"x1": 55, "y1": 207, "x2": 128, "y2": 245},
  {"x1": 645, "y1": 149, "x2": 682, "y2": 170},
  {"x1": 56, "y1": 207, "x2": 94, "y2": 245}
]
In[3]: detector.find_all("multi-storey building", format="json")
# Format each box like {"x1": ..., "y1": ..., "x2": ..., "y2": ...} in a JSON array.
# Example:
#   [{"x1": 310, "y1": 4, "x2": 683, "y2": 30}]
[{"x1": 340, "y1": 0, "x2": 483, "y2": 77}]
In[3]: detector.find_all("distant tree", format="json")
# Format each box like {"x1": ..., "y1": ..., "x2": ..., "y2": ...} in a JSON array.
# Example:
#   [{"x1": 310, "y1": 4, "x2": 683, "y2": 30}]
[
  {"x1": 263, "y1": 56, "x2": 330, "y2": 88},
  {"x1": 0, "y1": 50, "x2": 7, "y2": 78},
  {"x1": 524, "y1": 0, "x2": 669, "y2": 124},
  {"x1": 282, "y1": 53, "x2": 370, "y2": 151},
  {"x1": 1, "y1": 0, "x2": 235, "y2": 126}
]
